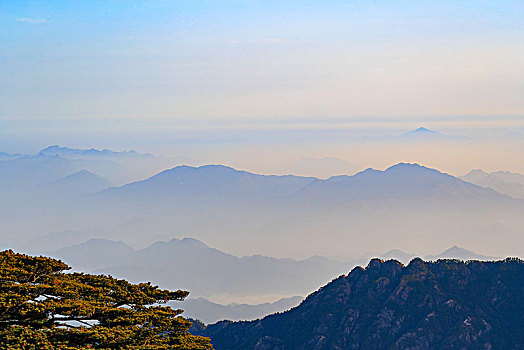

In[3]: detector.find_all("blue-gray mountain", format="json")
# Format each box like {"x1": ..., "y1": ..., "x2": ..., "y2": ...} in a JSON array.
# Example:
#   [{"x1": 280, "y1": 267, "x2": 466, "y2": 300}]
[
  {"x1": 47, "y1": 238, "x2": 349, "y2": 301},
  {"x1": 82, "y1": 162, "x2": 523, "y2": 258},
  {"x1": 461, "y1": 169, "x2": 524, "y2": 199},
  {"x1": 2, "y1": 157, "x2": 523, "y2": 259},
  {"x1": 179, "y1": 296, "x2": 304, "y2": 325},
  {"x1": 46, "y1": 237, "x2": 503, "y2": 324}
]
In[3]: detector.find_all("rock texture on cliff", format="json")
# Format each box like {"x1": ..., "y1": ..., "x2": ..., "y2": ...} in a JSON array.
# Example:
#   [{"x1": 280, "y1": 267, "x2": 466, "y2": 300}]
[{"x1": 200, "y1": 258, "x2": 524, "y2": 350}]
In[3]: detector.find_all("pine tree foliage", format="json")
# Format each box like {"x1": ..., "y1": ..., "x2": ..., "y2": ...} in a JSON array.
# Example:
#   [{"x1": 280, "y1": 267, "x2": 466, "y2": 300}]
[{"x1": 0, "y1": 250, "x2": 213, "y2": 349}]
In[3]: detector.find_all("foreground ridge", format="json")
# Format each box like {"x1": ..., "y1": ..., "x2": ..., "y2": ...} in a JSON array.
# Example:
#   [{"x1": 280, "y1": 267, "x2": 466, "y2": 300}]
[{"x1": 200, "y1": 258, "x2": 524, "y2": 350}]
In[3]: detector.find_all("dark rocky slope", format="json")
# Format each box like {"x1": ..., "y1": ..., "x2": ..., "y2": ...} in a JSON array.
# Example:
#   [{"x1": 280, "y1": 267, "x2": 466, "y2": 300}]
[{"x1": 200, "y1": 258, "x2": 524, "y2": 350}]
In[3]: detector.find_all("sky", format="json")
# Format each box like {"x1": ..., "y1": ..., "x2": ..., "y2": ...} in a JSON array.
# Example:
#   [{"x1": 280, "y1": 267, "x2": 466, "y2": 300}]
[
  {"x1": 1, "y1": 1, "x2": 523, "y2": 174},
  {"x1": 2, "y1": 0, "x2": 524, "y2": 121},
  {"x1": 1, "y1": 1, "x2": 524, "y2": 269}
]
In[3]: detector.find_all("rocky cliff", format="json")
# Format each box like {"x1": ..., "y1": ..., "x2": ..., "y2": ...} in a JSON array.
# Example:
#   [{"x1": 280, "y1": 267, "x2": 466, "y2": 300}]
[{"x1": 199, "y1": 258, "x2": 524, "y2": 349}]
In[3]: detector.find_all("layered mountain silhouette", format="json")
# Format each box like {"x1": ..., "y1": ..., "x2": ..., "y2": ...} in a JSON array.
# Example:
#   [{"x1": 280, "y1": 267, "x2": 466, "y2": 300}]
[
  {"x1": 402, "y1": 126, "x2": 442, "y2": 137},
  {"x1": 47, "y1": 237, "x2": 350, "y2": 301},
  {"x1": 3, "y1": 157, "x2": 523, "y2": 259},
  {"x1": 40, "y1": 170, "x2": 113, "y2": 196},
  {"x1": 400, "y1": 127, "x2": 465, "y2": 141},
  {"x1": 287, "y1": 157, "x2": 361, "y2": 178},
  {"x1": 425, "y1": 245, "x2": 499, "y2": 261},
  {"x1": 102, "y1": 164, "x2": 316, "y2": 199},
  {"x1": 297, "y1": 162, "x2": 503, "y2": 204},
  {"x1": 180, "y1": 296, "x2": 303, "y2": 325},
  {"x1": 39, "y1": 145, "x2": 150, "y2": 158},
  {"x1": 0, "y1": 155, "x2": 79, "y2": 189},
  {"x1": 47, "y1": 236, "x2": 505, "y2": 324},
  {"x1": 101, "y1": 162, "x2": 495, "y2": 202},
  {"x1": 0, "y1": 146, "x2": 177, "y2": 191},
  {"x1": 200, "y1": 258, "x2": 524, "y2": 350},
  {"x1": 378, "y1": 249, "x2": 416, "y2": 264},
  {"x1": 461, "y1": 169, "x2": 524, "y2": 199}
]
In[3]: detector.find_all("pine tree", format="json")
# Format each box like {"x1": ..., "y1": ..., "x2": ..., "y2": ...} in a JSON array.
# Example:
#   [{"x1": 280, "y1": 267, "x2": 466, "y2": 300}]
[{"x1": 0, "y1": 250, "x2": 213, "y2": 349}]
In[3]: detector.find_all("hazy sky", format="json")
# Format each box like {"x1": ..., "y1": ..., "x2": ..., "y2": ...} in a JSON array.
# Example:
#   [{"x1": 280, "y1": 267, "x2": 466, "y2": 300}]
[
  {"x1": 2, "y1": 0, "x2": 524, "y2": 123},
  {"x1": 1, "y1": 1, "x2": 523, "y2": 176}
]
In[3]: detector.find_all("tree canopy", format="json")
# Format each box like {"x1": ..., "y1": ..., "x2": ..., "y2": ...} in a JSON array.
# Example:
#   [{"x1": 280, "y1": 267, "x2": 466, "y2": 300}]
[{"x1": 0, "y1": 250, "x2": 213, "y2": 349}]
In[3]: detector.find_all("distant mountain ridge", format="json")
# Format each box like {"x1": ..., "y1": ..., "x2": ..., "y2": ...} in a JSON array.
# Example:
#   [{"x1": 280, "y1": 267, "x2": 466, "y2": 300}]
[
  {"x1": 101, "y1": 162, "x2": 511, "y2": 203},
  {"x1": 0, "y1": 155, "x2": 79, "y2": 188},
  {"x1": 39, "y1": 145, "x2": 151, "y2": 158},
  {"x1": 400, "y1": 127, "x2": 465, "y2": 140},
  {"x1": 461, "y1": 169, "x2": 524, "y2": 199},
  {"x1": 47, "y1": 162, "x2": 524, "y2": 259},
  {"x1": 47, "y1": 237, "x2": 350, "y2": 303},
  {"x1": 3, "y1": 159, "x2": 523, "y2": 261},
  {"x1": 403, "y1": 126, "x2": 442, "y2": 137},
  {"x1": 296, "y1": 162, "x2": 508, "y2": 205},
  {"x1": 425, "y1": 245, "x2": 499, "y2": 261},
  {"x1": 180, "y1": 296, "x2": 304, "y2": 325},
  {"x1": 102, "y1": 164, "x2": 316, "y2": 199},
  {"x1": 46, "y1": 236, "x2": 504, "y2": 323},
  {"x1": 41, "y1": 169, "x2": 113, "y2": 196}
]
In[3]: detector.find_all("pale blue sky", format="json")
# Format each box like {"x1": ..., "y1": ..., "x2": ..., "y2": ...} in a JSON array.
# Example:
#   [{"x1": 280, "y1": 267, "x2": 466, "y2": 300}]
[{"x1": 1, "y1": 0, "x2": 523, "y2": 123}]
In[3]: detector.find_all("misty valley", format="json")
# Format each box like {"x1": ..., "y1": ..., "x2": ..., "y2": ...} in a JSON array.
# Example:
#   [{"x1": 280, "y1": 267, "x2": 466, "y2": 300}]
[
  {"x1": 3, "y1": 1, "x2": 524, "y2": 347},
  {"x1": 1, "y1": 145, "x2": 523, "y2": 349}
]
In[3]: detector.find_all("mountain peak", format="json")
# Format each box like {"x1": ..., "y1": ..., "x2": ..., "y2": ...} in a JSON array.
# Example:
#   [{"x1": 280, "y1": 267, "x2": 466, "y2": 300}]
[
  {"x1": 148, "y1": 237, "x2": 209, "y2": 250},
  {"x1": 467, "y1": 169, "x2": 488, "y2": 176},
  {"x1": 179, "y1": 237, "x2": 208, "y2": 248},
  {"x1": 410, "y1": 127, "x2": 440, "y2": 134},
  {"x1": 387, "y1": 162, "x2": 422, "y2": 169},
  {"x1": 425, "y1": 245, "x2": 499, "y2": 261},
  {"x1": 439, "y1": 245, "x2": 471, "y2": 255},
  {"x1": 402, "y1": 127, "x2": 443, "y2": 138},
  {"x1": 48, "y1": 169, "x2": 112, "y2": 192},
  {"x1": 415, "y1": 126, "x2": 436, "y2": 133},
  {"x1": 384, "y1": 162, "x2": 439, "y2": 174}
]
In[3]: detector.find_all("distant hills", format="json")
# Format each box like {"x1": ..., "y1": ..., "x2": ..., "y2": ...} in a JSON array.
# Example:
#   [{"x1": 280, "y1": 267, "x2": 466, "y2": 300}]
[
  {"x1": 180, "y1": 296, "x2": 304, "y2": 325},
  {"x1": 102, "y1": 164, "x2": 316, "y2": 199},
  {"x1": 1, "y1": 146, "x2": 523, "y2": 261},
  {"x1": 0, "y1": 154, "x2": 79, "y2": 189},
  {"x1": 400, "y1": 127, "x2": 465, "y2": 140},
  {"x1": 297, "y1": 162, "x2": 503, "y2": 203},
  {"x1": 40, "y1": 170, "x2": 113, "y2": 196},
  {"x1": 0, "y1": 146, "x2": 177, "y2": 189},
  {"x1": 4, "y1": 157, "x2": 523, "y2": 260},
  {"x1": 46, "y1": 236, "x2": 504, "y2": 323},
  {"x1": 461, "y1": 169, "x2": 524, "y2": 199},
  {"x1": 200, "y1": 258, "x2": 524, "y2": 350},
  {"x1": 425, "y1": 245, "x2": 499, "y2": 261},
  {"x1": 402, "y1": 126, "x2": 443, "y2": 137},
  {"x1": 47, "y1": 237, "x2": 350, "y2": 303},
  {"x1": 286, "y1": 157, "x2": 361, "y2": 179},
  {"x1": 39, "y1": 145, "x2": 151, "y2": 158}
]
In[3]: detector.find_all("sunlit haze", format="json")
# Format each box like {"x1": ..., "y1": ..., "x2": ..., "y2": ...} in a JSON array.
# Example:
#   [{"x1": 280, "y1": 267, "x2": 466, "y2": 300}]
[{"x1": 1, "y1": 0, "x2": 523, "y2": 319}]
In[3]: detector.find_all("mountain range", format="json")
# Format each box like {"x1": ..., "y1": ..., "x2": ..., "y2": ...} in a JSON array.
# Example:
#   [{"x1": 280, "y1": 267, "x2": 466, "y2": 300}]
[
  {"x1": 0, "y1": 146, "x2": 176, "y2": 189},
  {"x1": 461, "y1": 169, "x2": 524, "y2": 199},
  {"x1": 46, "y1": 237, "x2": 350, "y2": 303},
  {"x1": 400, "y1": 127, "x2": 466, "y2": 141},
  {"x1": 39, "y1": 145, "x2": 151, "y2": 158},
  {"x1": 198, "y1": 258, "x2": 524, "y2": 350},
  {"x1": 180, "y1": 296, "x2": 304, "y2": 325},
  {"x1": 3, "y1": 154, "x2": 523, "y2": 260},
  {"x1": 44, "y1": 236, "x2": 503, "y2": 323}
]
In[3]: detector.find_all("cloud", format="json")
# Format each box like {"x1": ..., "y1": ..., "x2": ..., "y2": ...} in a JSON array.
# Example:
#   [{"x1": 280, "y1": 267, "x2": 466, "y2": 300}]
[{"x1": 16, "y1": 18, "x2": 49, "y2": 24}]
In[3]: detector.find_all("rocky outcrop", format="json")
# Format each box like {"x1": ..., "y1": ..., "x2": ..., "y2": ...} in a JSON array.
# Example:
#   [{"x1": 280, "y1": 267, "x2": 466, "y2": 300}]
[{"x1": 199, "y1": 258, "x2": 524, "y2": 350}]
